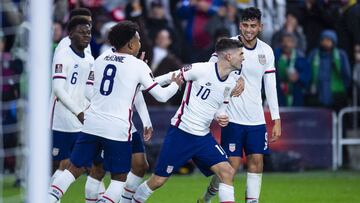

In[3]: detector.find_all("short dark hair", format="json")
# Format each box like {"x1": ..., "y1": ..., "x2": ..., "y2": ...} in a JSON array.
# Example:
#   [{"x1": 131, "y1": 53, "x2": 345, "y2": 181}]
[
  {"x1": 67, "y1": 16, "x2": 91, "y2": 32},
  {"x1": 69, "y1": 8, "x2": 92, "y2": 19},
  {"x1": 215, "y1": 38, "x2": 243, "y2": 53},
  {"x1": 108, "y1": 20, "x2": 139, "y2": 50},
  {"x1": 241, "y1": 7, "x2": 261, "y2": 22}
]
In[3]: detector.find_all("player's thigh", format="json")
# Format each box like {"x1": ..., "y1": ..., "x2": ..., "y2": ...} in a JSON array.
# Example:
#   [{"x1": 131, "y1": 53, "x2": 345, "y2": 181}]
[
  {"x1": 70, "y1": 132, "x2": 101, "y2": 169},
  {"x1": 154, "y1": 126, "x2": 198, "y2": 177},
  {"x1": 244, "y1": 124, "x2": 269, "y2": 156},
  {"x1": 221, "y1": 122, "x2": 246, "y2": 157},
  {"x1": 101, "y1": 138, "x2": 132, "y2": 174},
  {"x1": 52, "y1": 130, "x2": 79, "y2": 161},
  {"x1": 192, "y1": 135, "x2": 229, "y2": 177}
]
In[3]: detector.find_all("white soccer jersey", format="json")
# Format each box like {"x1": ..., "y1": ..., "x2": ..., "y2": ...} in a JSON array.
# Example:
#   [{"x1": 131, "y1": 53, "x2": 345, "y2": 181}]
[
  {"x1": 54, "y1": 36, "x2": 92, "y2": 56},
  {"x1": 51, "y1": 47, "x2": 95, "y2": 132},
  {"x1": 82, "y1": 49, "x2": 178, "y2": 141},
  {"x1": 211, "y1": 36, "x2": 280, "y2": 125},
  {"x1": 170, "y1": 62, "x2": 237, "y2": 136}
]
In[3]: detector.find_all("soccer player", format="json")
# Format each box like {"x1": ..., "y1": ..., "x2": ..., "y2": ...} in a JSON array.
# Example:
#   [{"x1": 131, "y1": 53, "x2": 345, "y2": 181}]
[
  {"x1": 198, "y1": 7, "x2": 281, "y2": 203},
  {"x1": 131, "y1": 38, "x2": 245, "y2": 203},
  {"x1": 54, "y1": 8, "x2": 92, "y2": 56},
  {"x1": 50, "y1": 15, "x2": 93, "y2": 195},
  {"x1": 49, "y1": 20, "x2": 183, "y2": 203}
]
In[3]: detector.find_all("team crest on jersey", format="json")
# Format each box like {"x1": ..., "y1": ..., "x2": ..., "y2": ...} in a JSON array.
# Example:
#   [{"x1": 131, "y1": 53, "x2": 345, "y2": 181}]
[
  {"x1": 74, "y1": 64, "x2": 79, "y2": 69},
  {"x1": 229, "y1": 143, "x2": 236, "y2": 152},
  {"x1": 55, "y1": 64, "x2": 63, "y2": 73},
  {"x1": 52, "y1": 148, "x2": 59, "y2": 156},
  {"x1": 258, "y1": 54, "x2": 266, "y2": 65},
  {"x1": 88, "y1": 71, "x2": 94, "y2": 80},
  {"x1": 205, "y1": 82, "x2": 212, "y2": 86},
  {"x1": 166, "y1": 165, "x2": 174, "y2": 174},
  {"x1": 183, "y1": 64, "x2": 192, "y2": 72}
]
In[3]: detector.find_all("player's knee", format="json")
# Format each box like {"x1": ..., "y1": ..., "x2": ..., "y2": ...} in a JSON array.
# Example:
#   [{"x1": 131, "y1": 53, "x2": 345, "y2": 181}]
[
  {"x1": 247, "y1": 158, "x2": 263, "y2": 173},
  {"x1": 89, "y1": 166, "x2": 105, "y2": 181},
  {"x1": 218, "y1": 165, "x2": 235, "y2": 183},
  {"x1": 132, "y1": 161, "x2": 149, "y2": 177}
]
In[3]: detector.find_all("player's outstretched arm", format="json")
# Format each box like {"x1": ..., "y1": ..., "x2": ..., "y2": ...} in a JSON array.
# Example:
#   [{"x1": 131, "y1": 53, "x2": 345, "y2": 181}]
[{"x1": 147, "y1": 72, "x2": 183, "y2": 103}]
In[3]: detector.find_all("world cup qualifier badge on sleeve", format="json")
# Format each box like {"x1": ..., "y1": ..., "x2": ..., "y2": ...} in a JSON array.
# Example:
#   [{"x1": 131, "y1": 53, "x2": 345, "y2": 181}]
[
  {"x1": 55, "y1": 64, "x2": 63, "y2": 73},
  {"x1": 258, "y1": 54, "x2": 266, "y2": 65}
]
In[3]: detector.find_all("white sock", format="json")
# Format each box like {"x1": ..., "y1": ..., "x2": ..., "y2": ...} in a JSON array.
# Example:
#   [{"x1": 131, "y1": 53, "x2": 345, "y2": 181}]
[
  {"x1": 98, "y1": 180, "x2": 106, "y2": 199},
  {"x1": 85, "y1": 176, "x2": 101, "y2": 203},
  {"x1": 132, "y1": 181, "x2": 153, "y2": 203},
  {"x1": 246, "y1": 172, "x2": 262, "y2": 203},
  {"x1": 218, "y1": 183, "x2": 234, "y2": 203},
  {"x1": 203, "y1": 176, "x2": 220, "y2": 202},
  {"x1": 49, "y1": 170, "x2": 75, "y2": 203},
  {"x1": 50, "y1": 169, "x2": 63, "y2": 184},
  {"x1": 121, "y1": 172, "x2": 143, "y2": 203},
  {"x1": 97, "y1": 180, "x2": 125, "y2": 203}
]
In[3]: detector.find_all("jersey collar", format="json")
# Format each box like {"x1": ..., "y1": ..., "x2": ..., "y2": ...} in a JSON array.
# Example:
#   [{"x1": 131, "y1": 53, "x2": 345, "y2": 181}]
[{"x1": 215, "y1": 63, "x2": 228, "y2": 82}]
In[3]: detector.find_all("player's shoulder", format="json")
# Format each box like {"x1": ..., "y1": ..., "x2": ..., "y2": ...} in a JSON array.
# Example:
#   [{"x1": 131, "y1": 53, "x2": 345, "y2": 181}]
[
  {"x1": 256, "y1": 39, "x2": 274, "y2": 55},
  {"x1": 53, "y1": 45, "x2": 71, "y2": 60},
  {"x1": 230, "y1": 35, "x2": 241, "y2": 41},
  {"x1": 55, "y1": 36, "x2": 71, "y2": 51},
  {"x1": 192, "y1": 61, "x2": 215, "y2": 69}
]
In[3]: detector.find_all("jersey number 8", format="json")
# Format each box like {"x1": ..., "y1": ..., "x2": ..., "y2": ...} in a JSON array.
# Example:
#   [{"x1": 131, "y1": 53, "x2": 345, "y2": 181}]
[{"x1": 100, "y1": 64, "x2": 117, "y2": 96}]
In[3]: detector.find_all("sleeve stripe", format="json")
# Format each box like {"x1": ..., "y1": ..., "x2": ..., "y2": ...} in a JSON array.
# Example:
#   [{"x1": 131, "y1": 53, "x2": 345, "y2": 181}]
[
  {"x1": 211, "y1": 53, "x2": 218, "y2": 57},
  {"x1": 265, "y1": 70, "x2": 276, "y2": 74},
  {"x1": 86, "y1": 81, "x2": 94, "y2": 85},
  {"x1": 144, "y1": 82, "x2": 158, "y2": 92},
  {"x1": 53, "y1": 76, "x2": 67, "y2": 79}
]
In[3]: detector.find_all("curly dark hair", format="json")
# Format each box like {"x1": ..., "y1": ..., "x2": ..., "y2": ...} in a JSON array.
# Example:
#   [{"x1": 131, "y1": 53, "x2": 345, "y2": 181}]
[
  {"x1": 69, "y1": 8, "x2": 92, "y2": 19},
  {"x1": 67, "y1": 16, "x2": 90, "y2": 32},
  {"x1": 108, "y1": 21, "x2": 139, "y2": 50},
  {"x1": 215, "y1": 38, "x2": 243, "y2": 53},
  {"x1": 241, "y1": 7, "x2": 261, "y2": 22}
]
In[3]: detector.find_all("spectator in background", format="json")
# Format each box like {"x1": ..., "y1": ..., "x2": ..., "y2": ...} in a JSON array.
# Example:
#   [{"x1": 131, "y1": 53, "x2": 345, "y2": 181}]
[
  {"x1": 176, "y1": 0, "x2": 220, "y2": 63},
  {"x1": 297, "y1": 0, "x2": 340, "y2": 54},
  {"x1": 145, "y1": 29, "x2": 183, "y2": 106},
  {"x1": 307, "y1": 30, "x2": 351, "y2": 110},
  {"x1": 206, "y1": 0, "x2": 239, "y2": 39},
  {"x1": 52, "y1": 21, "x2": 64, "y2": 52},
  {"x1": 272, "y1": 12, "x2": 307, "y2": 53},
  {"x1": 337, "y1": 1, "x2": 360, "y2": 64},
  {"x1": 275, "y1": 32, "x2": 310, "y2": 106},
  {"x1": 353, "y1": 44, "x2": 360, "y2": 107}
]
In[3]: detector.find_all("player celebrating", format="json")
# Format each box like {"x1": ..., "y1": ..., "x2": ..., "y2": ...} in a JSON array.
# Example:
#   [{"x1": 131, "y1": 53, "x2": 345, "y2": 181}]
[
  {"x1": 198, "y1": 7, "x2": 281, "y2": 203},
  {"x1": 131, "y1": 38, "x2": 245, "y2": 203},
  {"x1": 49, "y1": 20, "x2": 182, "y2": 203}
]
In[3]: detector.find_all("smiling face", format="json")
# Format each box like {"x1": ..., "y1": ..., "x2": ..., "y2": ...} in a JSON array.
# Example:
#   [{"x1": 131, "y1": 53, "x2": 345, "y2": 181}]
[{"x1": 239, "y1": 19, "x2": 262, "y2": 43}]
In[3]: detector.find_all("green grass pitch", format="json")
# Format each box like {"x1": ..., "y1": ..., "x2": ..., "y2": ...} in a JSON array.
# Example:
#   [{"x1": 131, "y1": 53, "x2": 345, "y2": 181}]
[{"x1": 3, "y1": 171, "x2": 360, "y2": 202}]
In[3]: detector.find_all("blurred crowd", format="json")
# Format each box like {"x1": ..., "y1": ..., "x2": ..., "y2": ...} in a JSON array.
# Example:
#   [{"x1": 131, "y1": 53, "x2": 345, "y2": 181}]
[{"x1": 2, "y1": 0, "x2": 360, "y2": 110}]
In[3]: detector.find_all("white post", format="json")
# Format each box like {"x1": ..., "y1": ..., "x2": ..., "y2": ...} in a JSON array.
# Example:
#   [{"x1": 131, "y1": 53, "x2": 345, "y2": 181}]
[{"x1": 27, "y1": 0, "x2": 52, "y2": 202}]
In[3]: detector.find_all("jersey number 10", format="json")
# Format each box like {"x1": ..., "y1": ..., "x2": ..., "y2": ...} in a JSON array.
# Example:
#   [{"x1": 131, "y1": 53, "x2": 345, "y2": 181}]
[
  {"x1": 196, "y1": 86, "x2": 211, "y2": 100},
  {"x1": 100, "y1": 64, "x2": 117, "y2": 96}
]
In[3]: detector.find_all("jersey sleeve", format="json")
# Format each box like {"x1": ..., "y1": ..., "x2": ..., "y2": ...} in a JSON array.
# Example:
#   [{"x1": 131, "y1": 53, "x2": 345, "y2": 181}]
[
  {"x1": 264, "y1": 48, "x2": 276, "y2": 73},
  {"x1": 52, "y1": 50, "x2": 68, "y2": 80},
  {"x1": 181, "y1": 63, "x2": 204, "y2": 82},
  {"x1": 133, "y1": 92, "x2": 152, "y2": 128},
  {"x1": 208, "y1": 52, "x2": 219, "y2": 62},
  {"x1": 263, "y1": 49, "x2": 280, "y2": 120},
  {"x1": 52, "y1": 51, "x2": 82, "y2": 115},
  {"x1": 138, "y1": 61, "x2": 179, "y2": 103},
  {"x1": 85, "y1": 61, "x2": 95, "y2": 101}
]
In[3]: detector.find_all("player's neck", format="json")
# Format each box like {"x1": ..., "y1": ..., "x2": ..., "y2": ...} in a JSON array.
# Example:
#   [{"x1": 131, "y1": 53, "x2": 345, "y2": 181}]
[
  {"x1": 217, "y1": 61, "x2": 233, "y2": 80},
  {"x1": 70, "y1": 45, "x2": 85, "y2": 58},
  {"x1": 240, "y1": 35, "x2": 257, "y2": 49},
  {"x1": 117, "y1": 47, "x2": 135, "y2": 56}
]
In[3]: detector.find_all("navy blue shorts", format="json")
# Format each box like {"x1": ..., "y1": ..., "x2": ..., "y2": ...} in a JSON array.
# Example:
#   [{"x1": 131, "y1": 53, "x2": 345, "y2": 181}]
[
  {"x1": 52, "y1": 130, "x2": 80, "y2": 161},
  {"x1": 155, "y1": 126, "x2": 228, "y2": 177},
  {"x1": 132, "y1": 131, "x2": 145, "y2": 154},
  {"x1": 221, "y1": 122, "x2": 269, "y2": 157},
  {"x1": 70, "y1": 132, "x2": 132, "y2": 174}
]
